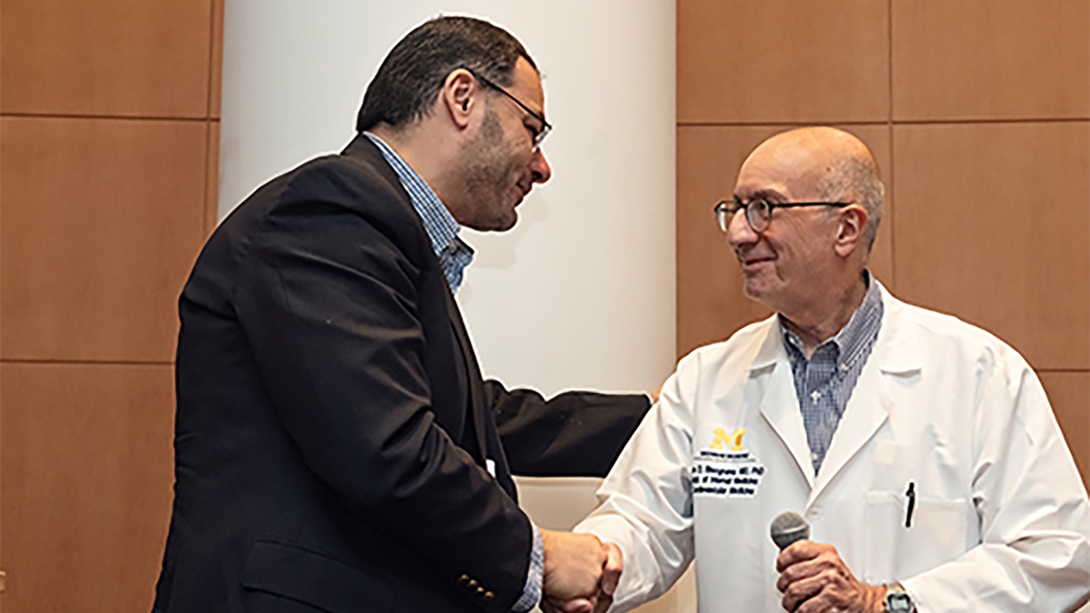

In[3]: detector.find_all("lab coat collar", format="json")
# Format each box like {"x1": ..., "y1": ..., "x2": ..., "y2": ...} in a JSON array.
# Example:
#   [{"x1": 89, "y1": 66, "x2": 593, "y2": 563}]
[
  {"x1": 750, "y1": 281, "x2": 924, "y2": 499},
  {"x1": 868, "y1": 283, "x2": 923, "y2": 375},
  {"x1": 751, "y1": 318, "x2": 817, "y2": 488},
  {"x1": 810, "y1": 282, "x2": 923, "y2": 504},
  {"x1": 750, "y1": 313, "x2": 787, "y2": 371}
]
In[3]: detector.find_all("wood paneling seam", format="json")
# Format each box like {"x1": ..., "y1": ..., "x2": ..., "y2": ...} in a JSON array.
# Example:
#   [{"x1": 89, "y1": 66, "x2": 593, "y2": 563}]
[
  {"x1": 0, "y1": 360, "x2": 175, "y2": 366},
  {"x1": 0, "y1": 112, "x2": 211, "y2": 122}
]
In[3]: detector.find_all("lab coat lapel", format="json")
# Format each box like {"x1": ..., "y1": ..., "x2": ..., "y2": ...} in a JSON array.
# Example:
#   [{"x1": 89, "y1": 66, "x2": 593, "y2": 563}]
[
  {"x1": 808, "y1": 288, "x2": 922, "y2": 506},
  {"x1": 807, "y1": 353, "x2": 891, "y2": 504},
  {"x1": 752, "y1": 321, "x2": 816, "y2": 489}
]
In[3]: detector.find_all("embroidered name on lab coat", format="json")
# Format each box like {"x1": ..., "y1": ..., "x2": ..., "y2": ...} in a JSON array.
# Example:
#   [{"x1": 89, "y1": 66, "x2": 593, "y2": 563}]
[{"x1": 693, "y1": 427, "x2": 765, "y2": 498}]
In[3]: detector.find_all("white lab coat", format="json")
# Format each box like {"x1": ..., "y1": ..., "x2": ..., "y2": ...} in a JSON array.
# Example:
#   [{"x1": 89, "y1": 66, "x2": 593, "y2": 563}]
[{"x1": 577, "y1": 285, "x2": 1090, "y2": 613}]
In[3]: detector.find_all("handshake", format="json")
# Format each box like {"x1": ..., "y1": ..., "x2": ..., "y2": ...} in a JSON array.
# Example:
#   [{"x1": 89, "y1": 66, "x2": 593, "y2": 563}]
[{"x1": 540, "y1": 529, "x2": 622, "y2": 613}]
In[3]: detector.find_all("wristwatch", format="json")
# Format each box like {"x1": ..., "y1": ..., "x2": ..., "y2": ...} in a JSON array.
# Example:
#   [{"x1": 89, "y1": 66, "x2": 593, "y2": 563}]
[{"x1": 884, "y1": 582, "x2": 916, "y2": 613}]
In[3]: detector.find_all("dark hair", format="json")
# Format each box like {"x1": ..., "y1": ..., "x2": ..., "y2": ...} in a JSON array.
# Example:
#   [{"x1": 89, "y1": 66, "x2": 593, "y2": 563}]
[{"x1": 356, "y1": 16, "x2": 537, "y2": 132}]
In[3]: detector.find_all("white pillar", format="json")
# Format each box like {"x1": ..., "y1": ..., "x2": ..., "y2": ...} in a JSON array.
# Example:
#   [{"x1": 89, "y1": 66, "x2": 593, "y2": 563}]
[{"x1": 220, "y1": 2, "x2": 688, "y2": 610}]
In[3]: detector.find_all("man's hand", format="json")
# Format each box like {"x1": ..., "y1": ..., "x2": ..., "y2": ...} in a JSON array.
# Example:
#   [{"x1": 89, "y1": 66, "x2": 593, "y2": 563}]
[
  {"x1": 540, "y1": 530, "x2": 622, "y2": 613},
  {"x1": 541, "y1": 591, "x2": 614, "y2": 613},
  {"x1": 775, "y1": 540, "x2": 885, "y2": 613}
]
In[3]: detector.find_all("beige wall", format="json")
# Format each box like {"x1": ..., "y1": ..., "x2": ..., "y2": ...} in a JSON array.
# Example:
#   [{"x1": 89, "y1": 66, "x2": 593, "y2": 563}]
[
  {"x1": 0, "y1": 0, "x2": 222, "y2": 609},
  {"x1": 676, "y1": 0, "x2": 1089, "y2": 490}
]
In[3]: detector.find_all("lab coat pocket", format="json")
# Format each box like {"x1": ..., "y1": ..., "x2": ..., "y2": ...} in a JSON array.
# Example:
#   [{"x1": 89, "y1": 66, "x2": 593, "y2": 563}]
[{"x1": 862, "y1": 490, "x2": 967, "y2": 584}]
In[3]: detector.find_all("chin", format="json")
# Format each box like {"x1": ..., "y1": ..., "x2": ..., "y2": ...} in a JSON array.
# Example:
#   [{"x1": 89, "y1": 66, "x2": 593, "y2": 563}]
[
  {"x1": 493, "y1": 200, "x2": 520, "y2": 231},
  {"x1": 468, "y1": 211, "x2": 518, "y2": 233},
  {"x1": 742, "y1": 278, "x2": 772, "y2": 302},
  {"x1": 495, "y1": 213, "x2": 518, "y2": 232}
]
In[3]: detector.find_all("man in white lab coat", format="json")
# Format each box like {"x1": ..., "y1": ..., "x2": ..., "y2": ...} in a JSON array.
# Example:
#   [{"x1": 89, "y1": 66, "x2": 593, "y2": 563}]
[{"x1": 574, "y1": 127, "x2": 1090, "y2": 613}]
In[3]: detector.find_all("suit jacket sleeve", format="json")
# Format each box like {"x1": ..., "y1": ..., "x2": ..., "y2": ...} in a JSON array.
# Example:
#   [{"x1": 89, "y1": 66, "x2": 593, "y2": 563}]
[
  {"x1": 231, "y1": 169, "x2": 531, "y2": 612},
  {"x1": 486, "y1": 380, "x2": 651, "y2": 477}
]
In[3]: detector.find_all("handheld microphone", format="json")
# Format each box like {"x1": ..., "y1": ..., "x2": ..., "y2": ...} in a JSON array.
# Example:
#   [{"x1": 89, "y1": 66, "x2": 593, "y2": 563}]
[{"x1": 770, "y1": 511, "x2": 810, "y2": 551}]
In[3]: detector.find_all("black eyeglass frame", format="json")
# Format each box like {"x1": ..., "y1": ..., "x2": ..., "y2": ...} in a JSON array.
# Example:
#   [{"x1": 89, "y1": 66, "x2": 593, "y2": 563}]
[
  {"x1": 714, "y1": 198, "x2": 850, "y2": 233},
  {"x1": 460, "y1": 67, "x2": 552, "y2": 150}
]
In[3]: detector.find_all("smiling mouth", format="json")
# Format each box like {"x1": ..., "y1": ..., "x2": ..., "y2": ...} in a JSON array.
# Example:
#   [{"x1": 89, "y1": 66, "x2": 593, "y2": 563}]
[
  {"x1": 514, "y1": 182, "x2": 531, "y2": 205},
  {"x1": 739, "y1": 255, "x2": 775, "y2": 269}
]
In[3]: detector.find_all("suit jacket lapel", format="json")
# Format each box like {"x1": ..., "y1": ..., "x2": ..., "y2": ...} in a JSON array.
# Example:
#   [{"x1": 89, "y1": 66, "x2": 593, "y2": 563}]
[
  {"x1": 445, "y1": 290, "x2": 520, "y2": 501},
  {"x1": 345, "y1": 133, "x2": 516, "y2": 498},
  {"x1": 444, "y1": 288, "x2": 491, "y2": 470},
  {"x1": 346, "y1": 133, "x2": 489, "y2": 459}
]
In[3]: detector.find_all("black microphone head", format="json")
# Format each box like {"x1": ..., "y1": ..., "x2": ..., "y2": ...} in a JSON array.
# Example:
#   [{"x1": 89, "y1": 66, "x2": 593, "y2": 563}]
[{"x1": 770, "y1": 511, "x2": 810, "y2": 551}]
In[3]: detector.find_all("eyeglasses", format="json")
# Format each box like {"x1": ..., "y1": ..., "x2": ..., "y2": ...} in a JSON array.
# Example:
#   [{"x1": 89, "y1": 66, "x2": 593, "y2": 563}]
[
  {"x1": 462, "y1": 67, "x2": 552, "y2": 150},
  {"x1": 714, "y1": 197, "x2": 849, "y2": 233}
]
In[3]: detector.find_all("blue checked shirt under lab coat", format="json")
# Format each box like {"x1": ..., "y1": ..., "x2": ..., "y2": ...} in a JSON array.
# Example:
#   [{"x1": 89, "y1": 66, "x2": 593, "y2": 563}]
[
  {"x1": 781, "y1": 271, "x2": 883, "y2": 475},
  {"x1": 364, "y1": 132, "x2": 544, "y2": 613}
]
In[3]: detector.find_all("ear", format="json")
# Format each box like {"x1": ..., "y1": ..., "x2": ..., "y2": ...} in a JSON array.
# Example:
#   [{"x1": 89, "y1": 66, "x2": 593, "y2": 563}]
[
  {"x1": 833, "y1": 204, "x2": 868, "y2": 258},
  {"x1": 439, "y1": 69, "x2": 479, "y2": 131}
]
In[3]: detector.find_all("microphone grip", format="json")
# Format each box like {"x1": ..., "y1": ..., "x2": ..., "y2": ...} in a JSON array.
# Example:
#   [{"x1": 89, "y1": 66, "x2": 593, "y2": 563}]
[
  {"x1": 770, "y1": 511, "x2": 813, "y2": 613},
  {"x1": 770, "y1": 511, "x2": 811, "y2": 551}
]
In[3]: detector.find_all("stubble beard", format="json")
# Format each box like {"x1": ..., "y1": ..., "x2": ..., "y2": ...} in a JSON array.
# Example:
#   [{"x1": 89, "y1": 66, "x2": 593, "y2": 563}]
[{"x1": 461, "y1": 109, "x2": 522, "y2": 232}]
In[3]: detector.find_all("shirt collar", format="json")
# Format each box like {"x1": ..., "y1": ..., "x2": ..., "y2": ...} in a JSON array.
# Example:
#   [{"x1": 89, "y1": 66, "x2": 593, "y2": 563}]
[
  {"x1": 780, "y1": 270, "x2": 883, "y2": 366},
  {"x1": 363, "y1": 132, "x2": 474, "y2": 291}
]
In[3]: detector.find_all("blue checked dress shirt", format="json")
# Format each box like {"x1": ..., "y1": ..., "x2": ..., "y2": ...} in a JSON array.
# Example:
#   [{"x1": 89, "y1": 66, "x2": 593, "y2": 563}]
[
  {"x1": 781, "y1": 272, "x2": 883, "y2": 476},
  {"x1": 364, "y1": 132, "x2": 544, "y2": 612},
  {"x1": 363, "y1": 132, "x2": 475, "y2": 292}
]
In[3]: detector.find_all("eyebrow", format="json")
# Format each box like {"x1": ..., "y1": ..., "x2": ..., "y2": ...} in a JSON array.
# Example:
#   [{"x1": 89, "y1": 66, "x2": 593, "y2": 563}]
[
  {"x1": 523, "y1": 101, "x2": 547, "y2": 126},
  {"x1": 734, "y1": 188, "x2": 787, "y2": 202}
]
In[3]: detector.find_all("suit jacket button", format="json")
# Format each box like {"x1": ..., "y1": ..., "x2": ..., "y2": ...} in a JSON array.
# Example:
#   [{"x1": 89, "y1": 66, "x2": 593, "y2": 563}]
[
  {"x1": 476, "y1": 586, "x2": 485, "y2": 595},
  {"x1": 468, "y1": 579, "x2": 478, "y2": 588},
  {"x1": 484, "y1": 591, "x2": 495, "y2": 601},
  {"x1": 459, "y1": 574, "x2": 470, "y2": 584}
]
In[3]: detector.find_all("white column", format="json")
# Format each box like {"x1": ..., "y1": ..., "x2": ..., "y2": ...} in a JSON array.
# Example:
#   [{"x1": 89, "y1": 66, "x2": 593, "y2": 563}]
[{"x1": 220, "y1": 2, "x2": 689, "y2": 610}]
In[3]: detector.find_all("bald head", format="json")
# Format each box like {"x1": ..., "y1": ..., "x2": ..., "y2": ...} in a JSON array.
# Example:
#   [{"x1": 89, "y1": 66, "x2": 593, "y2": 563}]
[
  {"x1": 740, "y1": 127, "x2": 884, "y2": 252},
  {"x1": 727, "y1": 127, "x2": 884, "y2": 332}
]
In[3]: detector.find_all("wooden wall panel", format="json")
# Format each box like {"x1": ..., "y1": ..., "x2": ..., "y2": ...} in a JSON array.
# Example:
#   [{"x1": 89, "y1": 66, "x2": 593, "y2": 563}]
[
  {"x1": 1039, "y1": 372, "x2": 1090, "y2": 491},
  {"x1": 0, "y1": 0, "x2": 215, "y2": 118},
  {"x1": 209, "y1": 0, "x2": 224, "y2": 120},
  {"x1": 0, "y1": 0, "x2": 221, "y2": 608},
  {"x1": 676, "y1": 125, "x2": 893, "y2": 357},
  {"x1": 0, "y1": 117, "x2": 209, "y2": 363},
  {"x1": 205, "y1": 121, "x2": 222, "y2": 233},
  {"x1": 892, "y1": 0, "x2": 1090, "y2": 121},
  {"x1": 678, "y1": 0, "x2": 889, "y2": 124},
  {"x1": 0, "y1": 363, "x2": 175, "y2": 611},
  {"x1": 892, "y1": 122, "x2": 1090, "y2": 371}
]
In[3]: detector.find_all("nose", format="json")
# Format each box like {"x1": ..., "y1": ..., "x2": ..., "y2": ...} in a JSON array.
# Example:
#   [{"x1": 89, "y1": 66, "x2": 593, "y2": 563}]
[
  {"x1": 530, "y1": 148, "x2": 552, "y2": 184},
  {"x1": 726, "y1": 208, "x2": 758, "y2": 250}
]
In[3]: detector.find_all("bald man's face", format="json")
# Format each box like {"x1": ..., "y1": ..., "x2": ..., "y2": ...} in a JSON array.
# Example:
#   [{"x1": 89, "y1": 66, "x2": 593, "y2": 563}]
[{"x1": 726, "y1": 141, "x2": 843, "y2": 314}]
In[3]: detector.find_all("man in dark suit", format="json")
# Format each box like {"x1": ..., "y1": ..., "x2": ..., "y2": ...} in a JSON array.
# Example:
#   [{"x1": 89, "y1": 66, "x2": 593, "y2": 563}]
[{"x1": 152, "y1": 15, "x2": 651, "y2": 613}]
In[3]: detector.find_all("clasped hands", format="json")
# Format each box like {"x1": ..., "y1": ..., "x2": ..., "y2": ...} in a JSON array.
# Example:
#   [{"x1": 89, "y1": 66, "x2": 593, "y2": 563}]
[
  {"x1": 540, "y1": 529, "x2": 622, "y2": 613},
  {"x1": 538, "y1": 533, "x2": 885, "y2": 612},
  {"x1": 776, "y1": 540, "x2": 886, "y2": 613}
]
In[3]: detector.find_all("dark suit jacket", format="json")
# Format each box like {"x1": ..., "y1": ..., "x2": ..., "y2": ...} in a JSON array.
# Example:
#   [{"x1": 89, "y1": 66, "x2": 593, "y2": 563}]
[{"x1": 152, "y1": 135, "x2": 650, "y2": 613}]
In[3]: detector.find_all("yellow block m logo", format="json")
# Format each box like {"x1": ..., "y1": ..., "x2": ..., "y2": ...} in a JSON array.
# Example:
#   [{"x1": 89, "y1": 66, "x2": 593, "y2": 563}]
[{"x1": 711, "y1": 427, "x2": 746, "y2": 451}]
